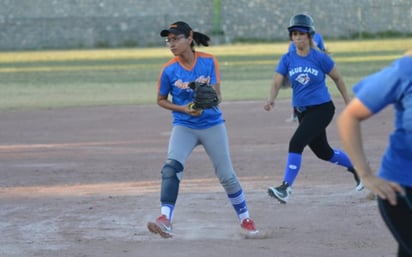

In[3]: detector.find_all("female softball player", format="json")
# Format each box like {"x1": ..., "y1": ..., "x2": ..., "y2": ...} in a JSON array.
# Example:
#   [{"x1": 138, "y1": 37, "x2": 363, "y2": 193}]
[
  {"x1": 286, "y1": 25, "x2": 327, "y2": 123},
  {"x1": 263, "y1": 14, "x2": 364, "y2": 204},
  {"x1": 338, "y1": 51, "x2": 412, "y2": 257},
  {"x1": 147, "y1": 21, "x2": 258, "y2": 238}
]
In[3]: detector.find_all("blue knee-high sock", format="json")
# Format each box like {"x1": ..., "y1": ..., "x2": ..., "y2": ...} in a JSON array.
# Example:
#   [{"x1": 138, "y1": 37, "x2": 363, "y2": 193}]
[
  {"x1": 328, "y1": 149, "x2": 353, "y2": 168},
  {"x1": 228, "y1": 189, "x2": 249, "y2": 221},
  {"x1": 283, "y1": 152, "x2": 302, "y2": 186}
]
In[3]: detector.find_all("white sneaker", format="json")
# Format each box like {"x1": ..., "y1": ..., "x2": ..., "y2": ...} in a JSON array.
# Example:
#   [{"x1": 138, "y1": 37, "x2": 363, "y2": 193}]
[{"x1": 268, "y1": 181, "x2": 292, "y2": 203}]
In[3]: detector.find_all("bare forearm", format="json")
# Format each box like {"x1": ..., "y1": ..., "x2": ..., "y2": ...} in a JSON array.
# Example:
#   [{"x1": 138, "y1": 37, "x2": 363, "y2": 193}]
[
  {"x1": 329, "y1": 67, "x2": 350, "y2": 104},
  {"x1": 268, "y1": 82, "x2": 280, "y2": 103},
  {"x1": 264, "y1": 76, "x2": 282, "y2": 111},
  {"x1": 267, "y1": 74, "x2": 282, "y2": 103},
  {"x1": 157, "y1": 98, "x2": 185, "y2": 112},
  {"x1": 336, "y1": 79, "x2": 351, "y2": 104},
  {"x1": 337, "y1": 111, "x2": 371, "y2": 177}
]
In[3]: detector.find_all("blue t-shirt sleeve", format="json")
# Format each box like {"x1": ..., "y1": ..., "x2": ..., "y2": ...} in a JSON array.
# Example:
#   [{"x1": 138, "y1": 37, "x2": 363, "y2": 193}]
[
  {"x1": 158, "y1": 71, "x2": 171, "y2": 96},
  {"x1": 275, "y1": 53, "x2": 289, "y2": 76},
  {"x1": 353, "y1": 57, "x2": 412, "y2": 114}
]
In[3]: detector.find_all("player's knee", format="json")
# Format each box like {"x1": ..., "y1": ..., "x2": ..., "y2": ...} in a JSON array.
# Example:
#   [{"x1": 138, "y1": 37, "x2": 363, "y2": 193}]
[
  {"x1": 313, "y1": 149, "x2": 333, "y2": 161},
  {"x1": 161, "y1": 159, "x2": 183, "y2": 181},
  {"x1": 289, "y1": 140, "x2": 305, "y2": 153}
]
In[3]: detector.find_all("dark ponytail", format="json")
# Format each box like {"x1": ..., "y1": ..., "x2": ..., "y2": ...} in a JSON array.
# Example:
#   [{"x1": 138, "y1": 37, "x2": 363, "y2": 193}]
[{"x1": 192, "y1": 31, "x2": 210, "y2": 47}]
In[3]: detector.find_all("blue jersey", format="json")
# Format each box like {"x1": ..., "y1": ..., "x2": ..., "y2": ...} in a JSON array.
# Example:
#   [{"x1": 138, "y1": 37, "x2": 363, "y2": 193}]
[
  {"x1": 276, "y1": 48, "x2": 334, "y2": 107},
  {"x1": 289, "y1": 33, "x2": 326, "y2": 52},
  {"x1": 158, "y1": 51, "x2": 224, "y2": 129},
  {"x1": 353, "y1": 56, "x2": 412, "y2": 187}
]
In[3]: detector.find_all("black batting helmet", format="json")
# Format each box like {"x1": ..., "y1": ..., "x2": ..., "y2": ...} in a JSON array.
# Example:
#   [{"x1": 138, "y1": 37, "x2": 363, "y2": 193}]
[{"x1": 288, "y1": 14, "x2": 315, "y2": 36}]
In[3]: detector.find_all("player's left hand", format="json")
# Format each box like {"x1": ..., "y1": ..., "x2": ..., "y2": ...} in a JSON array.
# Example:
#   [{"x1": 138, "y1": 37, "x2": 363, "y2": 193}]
[{"x1": 188, "y1": 82, "x2": 219, "y2": 110}]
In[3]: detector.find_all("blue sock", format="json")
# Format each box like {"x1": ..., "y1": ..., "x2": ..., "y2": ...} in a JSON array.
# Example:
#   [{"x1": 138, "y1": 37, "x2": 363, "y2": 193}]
[
  {"x1": 328, "y1": 149, "x2": 353, "y2": 168},
  {"x1": 228, "y1": 189, "x2": 249, "y2": 221},
  {"x1": 283, "y1": 152, "x2": 302, "y2": 186}
]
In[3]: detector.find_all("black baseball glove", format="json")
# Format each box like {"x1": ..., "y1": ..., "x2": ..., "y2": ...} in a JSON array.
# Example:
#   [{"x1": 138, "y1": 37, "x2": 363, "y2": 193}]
[{"x1": 188, "y1": 82, "x2": 219, "y2": 110}]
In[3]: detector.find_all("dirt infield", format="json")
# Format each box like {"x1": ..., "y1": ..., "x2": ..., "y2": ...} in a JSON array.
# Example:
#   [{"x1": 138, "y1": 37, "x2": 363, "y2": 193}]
[{"x1": 0, "y1": 99, "x2": 397, "y2": 257}]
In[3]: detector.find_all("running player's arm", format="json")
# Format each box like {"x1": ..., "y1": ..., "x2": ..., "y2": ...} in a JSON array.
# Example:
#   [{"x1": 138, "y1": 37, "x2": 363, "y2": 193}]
[
  {"x1": 337, "y1": 98, "x2": 404, "y2": 205},
  {"x1": 264, "y1": 72, "x2": 285, "y2": 111},
  {"x1": 270, "y1": 72, "x2": 285, "y2": 100},
  {"x1": 328, "y1": 67, "x2": 350, "y2": 104}
]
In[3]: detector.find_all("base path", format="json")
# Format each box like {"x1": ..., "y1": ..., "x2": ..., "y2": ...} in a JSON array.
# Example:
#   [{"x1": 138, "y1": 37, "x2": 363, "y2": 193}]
[{"x1": 0, "y1": 99, "x2": 396, "y2": 257}]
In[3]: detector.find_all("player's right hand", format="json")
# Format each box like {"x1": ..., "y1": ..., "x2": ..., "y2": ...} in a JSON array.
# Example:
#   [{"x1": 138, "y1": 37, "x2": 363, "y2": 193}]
[
  {"x1": 185, "y1": 103, "x2": 203, "y2": 116},
  {"x1": 362, "y1": 174, "x2": 405, "y2": 206},
  {"x1": 264, "y1": 101, "x2": 274, "y2": 111}
]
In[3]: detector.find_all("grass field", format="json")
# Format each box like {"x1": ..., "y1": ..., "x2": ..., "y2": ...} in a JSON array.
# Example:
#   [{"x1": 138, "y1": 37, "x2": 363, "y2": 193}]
[{"x1": 0, "y1": 38, "x2": 411, "y2": 110}]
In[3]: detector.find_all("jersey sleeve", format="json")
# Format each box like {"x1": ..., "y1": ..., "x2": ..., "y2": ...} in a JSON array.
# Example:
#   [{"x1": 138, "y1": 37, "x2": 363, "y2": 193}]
[
  {"x1": 275, "y1": 53, "x2": 289, "y2": 76},
  {"x1": 210, "y1": 55, "x2": 221, "y2": 85},
  {"x1": 353, "y1": 57, "x2": 412, "y2": 114},
  {"x1": 157, "y1": 63, "x2": 173, "y2": 97}
]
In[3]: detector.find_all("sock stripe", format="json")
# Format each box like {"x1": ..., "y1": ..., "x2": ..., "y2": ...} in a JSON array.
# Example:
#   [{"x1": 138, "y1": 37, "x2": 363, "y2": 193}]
[{"x1": 228, "y1": 190, "x2": 245, "y2": 205}]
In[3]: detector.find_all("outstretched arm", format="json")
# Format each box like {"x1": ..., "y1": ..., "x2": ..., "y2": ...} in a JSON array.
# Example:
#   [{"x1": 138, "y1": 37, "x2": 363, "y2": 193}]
[{"x1": 337, "y1": 98, "x2": 405, "y2": 205}]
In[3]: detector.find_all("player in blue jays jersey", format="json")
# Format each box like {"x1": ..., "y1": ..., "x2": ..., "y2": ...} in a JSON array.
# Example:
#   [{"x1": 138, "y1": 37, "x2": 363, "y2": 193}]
[
  {"x1": 286, "y1": 29, "x2": 327, "y2": 122},
  {"x1": 264, "y1": 14, "x2": 364, "y2": 204},
  {"x1": 338, "y1": 51, "x2": 412, "y2": 257},
  {"x1": 147, "y1": 21, "x2": 258, "y2": 238}
]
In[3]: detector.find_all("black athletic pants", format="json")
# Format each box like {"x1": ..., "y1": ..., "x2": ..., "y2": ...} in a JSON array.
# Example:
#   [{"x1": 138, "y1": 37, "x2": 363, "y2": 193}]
[
  {"x1": 291, "y1": 101, "x2": 335, "y2": 160},
  {"x1": 378, "y1": 186, "x2": 412, "y2": 257}
]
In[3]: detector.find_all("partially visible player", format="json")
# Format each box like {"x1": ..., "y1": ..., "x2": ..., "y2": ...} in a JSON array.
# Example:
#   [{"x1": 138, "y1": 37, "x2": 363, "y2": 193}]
[
  {"x1": 338, "y1": 51, "x2": 412, "y2": 257},
  {"x1": 263, "y1": 13, "x2": 363, "y2": 204},
  {"x1": 146, "y1": 21, "x2": 258, "y2": 238}
]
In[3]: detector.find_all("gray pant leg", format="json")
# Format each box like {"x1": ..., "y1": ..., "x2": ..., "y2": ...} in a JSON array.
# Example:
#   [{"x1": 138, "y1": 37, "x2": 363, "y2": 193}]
[
  {"x1": 199, "y1": 123, "x2": 242, "y2": 194},
  {"x1": 167, "y1": 125, "x2": 199, "y2": 166}
]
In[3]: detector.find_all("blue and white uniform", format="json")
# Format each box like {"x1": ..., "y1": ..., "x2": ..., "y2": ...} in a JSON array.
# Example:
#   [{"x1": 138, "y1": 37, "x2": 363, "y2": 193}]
[
  {"x1": 148, "y1": 21, "x2": 257, "y2": 237},
  {"x1": 277, "y1": 48, "x2": 333, "y2": 108},
  {"x1": 157, "y1": 51, "x2": 250, "y2": 222},
  {"x1": 285, "y1": 33, "x2": 326, "y2": 115},
  {"x1": 275, "y1": 48, "x2": 357, "y2": 187},
  {"x1": 158, "y1": 52, "x2": 223, "y2": 129}
]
